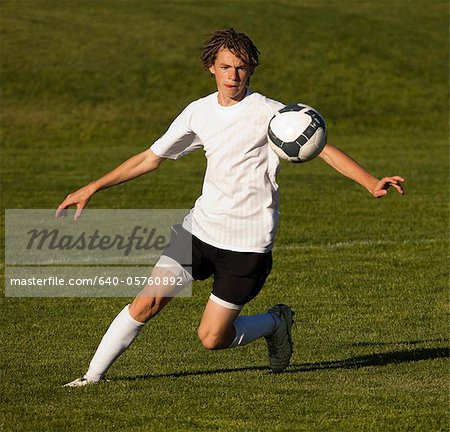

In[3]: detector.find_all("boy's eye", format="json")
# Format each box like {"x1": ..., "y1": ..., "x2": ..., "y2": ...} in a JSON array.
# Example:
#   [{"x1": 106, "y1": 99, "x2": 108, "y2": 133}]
[{"x1": 220, "y1": 66, "x2": 247, "y2": 71}]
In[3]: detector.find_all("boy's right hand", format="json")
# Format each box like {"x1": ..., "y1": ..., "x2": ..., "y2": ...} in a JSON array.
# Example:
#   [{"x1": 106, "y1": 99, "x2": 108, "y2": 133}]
[{"x1": 55, "y1": 183, "x2": 97, "y2": 221}]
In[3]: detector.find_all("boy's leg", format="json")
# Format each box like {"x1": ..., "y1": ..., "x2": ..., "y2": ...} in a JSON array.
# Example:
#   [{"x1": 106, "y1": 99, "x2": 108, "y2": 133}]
[
  {"x1": 84, "y1": 294, "x2": 172, "y2": 381},
  {"x1": 197, "y1": 298, "x2": 279, "y2": 350},
  {"x1": 197, "y1": 299, "x2": 241, "y2": 349},
  {"x1": 63, "y1": 263, "x2": 190, "y2": 387},
  {"x1": 198, "y1": 297, "x2": 294, "y2": 373},
  {"x1": 198, "y1": 246, "x2": 295, "y2": 371},
  {"x1": 63, "y1": 295, "x2": 172, "y2": 387}
]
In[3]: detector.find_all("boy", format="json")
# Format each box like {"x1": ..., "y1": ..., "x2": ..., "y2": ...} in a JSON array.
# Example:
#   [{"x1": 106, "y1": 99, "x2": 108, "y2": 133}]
[{"x1": 58, "y1": 29, "x2": 404, "y2": 387}]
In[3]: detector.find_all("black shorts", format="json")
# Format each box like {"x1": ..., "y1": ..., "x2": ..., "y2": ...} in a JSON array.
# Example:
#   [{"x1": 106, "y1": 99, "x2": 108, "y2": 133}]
[{"x1": 161, "y1": 224, "x2": 272, "y2": 308}]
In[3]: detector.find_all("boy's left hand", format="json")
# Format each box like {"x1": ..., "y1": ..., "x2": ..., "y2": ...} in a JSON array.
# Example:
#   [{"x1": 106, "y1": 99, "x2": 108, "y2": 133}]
[{"x1": 372, "y1": 176, "x2": 405, "y2": 197}]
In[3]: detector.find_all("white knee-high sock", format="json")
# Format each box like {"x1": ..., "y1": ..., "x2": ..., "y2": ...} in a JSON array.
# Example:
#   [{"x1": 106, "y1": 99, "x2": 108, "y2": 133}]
[
  {"x1": 229, "y1": 312, "x2": 280, "y2": 348},
  {"x1": 84, "y1": 305, "x2": 145, "y2": 381}
]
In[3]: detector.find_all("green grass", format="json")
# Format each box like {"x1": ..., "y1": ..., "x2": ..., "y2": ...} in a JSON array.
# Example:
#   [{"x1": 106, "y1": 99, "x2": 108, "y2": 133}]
[{"x1": 1, "y1": 0, "x2": 448, "y2": 431}]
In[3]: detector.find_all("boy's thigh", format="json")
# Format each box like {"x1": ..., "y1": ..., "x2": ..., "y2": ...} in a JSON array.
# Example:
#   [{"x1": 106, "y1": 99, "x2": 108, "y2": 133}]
[{"x1": 211, "y1": 249, "x2": 273, "y2": 308}]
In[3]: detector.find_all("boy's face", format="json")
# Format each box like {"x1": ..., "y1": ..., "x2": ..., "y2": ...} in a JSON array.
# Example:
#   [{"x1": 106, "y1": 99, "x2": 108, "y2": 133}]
[{"x1": 209, "y1": 48, "x2": 252, "y2": 106}]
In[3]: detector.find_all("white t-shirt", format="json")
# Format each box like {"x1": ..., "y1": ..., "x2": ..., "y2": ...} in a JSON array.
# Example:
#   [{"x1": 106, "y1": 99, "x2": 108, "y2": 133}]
[{"x1": 151, "y1": 90, "x2": 285, "y2": 253}]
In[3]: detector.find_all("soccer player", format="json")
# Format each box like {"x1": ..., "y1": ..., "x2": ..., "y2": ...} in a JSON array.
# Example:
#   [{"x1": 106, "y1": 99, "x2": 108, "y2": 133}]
[{"x1": 58, "y1": 29, "x2": 404, "y2": 387}]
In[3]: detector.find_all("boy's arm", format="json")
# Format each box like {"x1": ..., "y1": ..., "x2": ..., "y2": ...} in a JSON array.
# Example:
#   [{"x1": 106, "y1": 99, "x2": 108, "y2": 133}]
[
  {"x1": 56, "y1": 149, "x2": 165, "y2": 220},
  {"x1": 318, "y1": 143, "x2": 404, "y2": 197}
]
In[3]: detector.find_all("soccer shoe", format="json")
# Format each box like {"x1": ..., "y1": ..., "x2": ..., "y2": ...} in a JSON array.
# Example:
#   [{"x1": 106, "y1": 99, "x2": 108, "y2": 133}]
[
  {"x1": 63, "y1": 376, "x2": 101, "y2": 388},
  {"x1": 265, "y1": 304, "x2": 295, "y2": 373}
]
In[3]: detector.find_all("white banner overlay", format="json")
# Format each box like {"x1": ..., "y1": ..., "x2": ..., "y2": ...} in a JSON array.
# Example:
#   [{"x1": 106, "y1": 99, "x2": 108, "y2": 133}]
[
  {"x1": 5, "y1": 209, "x2": 193, "y2": 298},
  {"x1": 6, "y1": 266, "x2": 192, "y2": 298},
  {"x1": 6, "y1": 209, "x2": 190, "y2": 265}
]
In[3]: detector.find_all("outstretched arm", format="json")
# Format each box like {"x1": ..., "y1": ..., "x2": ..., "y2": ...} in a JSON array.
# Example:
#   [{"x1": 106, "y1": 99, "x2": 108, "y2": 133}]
[
  {"x1": 318, "y1": 144, "x2": 404, "y2": 197},
  {"x1": 56, "y1": 149, "x2": 165, "y2": 220}
]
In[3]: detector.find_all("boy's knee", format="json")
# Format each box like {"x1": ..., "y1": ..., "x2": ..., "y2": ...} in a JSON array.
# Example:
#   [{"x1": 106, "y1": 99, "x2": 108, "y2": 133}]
[
  {"x1": 197, "y1": 327, "x2": 227, "y2": 350},
  {"x1": 129, "y1": 297, "x2": 166, "y2": 323}
]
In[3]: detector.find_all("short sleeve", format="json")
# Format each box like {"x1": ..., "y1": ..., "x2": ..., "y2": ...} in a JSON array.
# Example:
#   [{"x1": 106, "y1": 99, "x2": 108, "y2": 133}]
[{"x1": 150, "y1": 103, "x2": 203, "y2": 160}]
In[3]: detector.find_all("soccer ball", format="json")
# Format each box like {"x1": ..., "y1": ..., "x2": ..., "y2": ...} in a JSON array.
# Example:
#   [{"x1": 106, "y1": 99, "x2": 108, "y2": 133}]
[{"x1": 268, "y1": 104, "x2": 327, "y2": 163}]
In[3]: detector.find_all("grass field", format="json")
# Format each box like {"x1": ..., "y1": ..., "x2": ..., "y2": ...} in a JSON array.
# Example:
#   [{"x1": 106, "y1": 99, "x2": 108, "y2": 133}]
[{"x1": 1, "y1": 1, "x2": 448, "y2": 431}]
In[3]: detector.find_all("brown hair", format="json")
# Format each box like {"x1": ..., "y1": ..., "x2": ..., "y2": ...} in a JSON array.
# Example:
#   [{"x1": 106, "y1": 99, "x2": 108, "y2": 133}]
[{"x1": 201, "y1": 28, "x2": 260, "y2": 72}]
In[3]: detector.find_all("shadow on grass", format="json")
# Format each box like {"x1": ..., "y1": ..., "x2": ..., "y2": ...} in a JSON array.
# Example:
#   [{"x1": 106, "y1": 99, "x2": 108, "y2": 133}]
[
  {"x1": 347, "y1": 338, "x2": 449, "y2": 348},
  {"x1": 113, "y1": 346, "x2": 449, "y2": 382},
  {"x1": 287, "y1": 346, "x2": 449, "y2": 374}
]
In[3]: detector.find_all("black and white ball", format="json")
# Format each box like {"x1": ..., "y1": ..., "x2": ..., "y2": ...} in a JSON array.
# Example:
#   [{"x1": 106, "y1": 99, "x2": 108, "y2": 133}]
[{"x1": 268, "y1": 104, "x2": 327, "y2": 163}]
